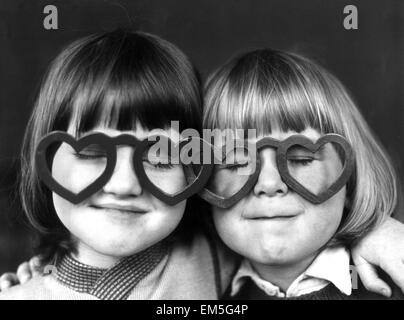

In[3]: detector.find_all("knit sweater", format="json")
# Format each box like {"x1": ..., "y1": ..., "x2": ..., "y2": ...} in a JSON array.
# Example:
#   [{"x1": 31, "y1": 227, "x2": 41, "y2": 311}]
[{"x1": 0, "y1": 232, "x2": 237, "y2": 300}]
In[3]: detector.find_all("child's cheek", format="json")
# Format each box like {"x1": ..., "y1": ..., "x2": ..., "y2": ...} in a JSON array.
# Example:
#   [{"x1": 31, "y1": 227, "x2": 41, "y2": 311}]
[
  {"x1": 145, "y1": 166, "x2": 187, "y2": 195},
  {"x1": 301, "y1": 187, "x2": 346, "y2": 243},
  {"x1": 212, "y1": 206, "x2": 247, "y2": 253}
]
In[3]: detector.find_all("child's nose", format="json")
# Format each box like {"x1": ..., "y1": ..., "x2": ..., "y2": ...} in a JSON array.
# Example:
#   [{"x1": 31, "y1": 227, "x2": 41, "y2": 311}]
[
  {"x1": 102, "y1": 147, "x2": 142, "y2": 197},
  {"x1": 253, "y1": 149, "x2": 288, "y2": 197}
]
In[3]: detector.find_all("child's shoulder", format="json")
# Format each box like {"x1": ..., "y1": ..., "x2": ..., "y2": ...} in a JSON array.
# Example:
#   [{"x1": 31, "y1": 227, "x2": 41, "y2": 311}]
[
  {"x1": 0, "y1": 274, "x2": 97, "y2": 300},
  {"x1": 0, "y1": 275, "x2": 53, "y2": 300}
]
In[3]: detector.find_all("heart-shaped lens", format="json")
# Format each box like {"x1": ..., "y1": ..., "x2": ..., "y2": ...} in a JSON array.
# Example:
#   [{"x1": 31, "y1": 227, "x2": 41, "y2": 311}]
[
  {"x1": 51, "y1": 142, "x2": 109, "y2": 194},
  {"x1": 285, "y1": 142, "x2": 345, "y2": 196},
  {"x1": 205, "y1": 146, "x2": 255, "y2": 198},
  {"x1": 134, "y1": 135, "x2": 214, "y2": 205},
  {"x1": 141, "y1": 138, "x2": 187, "y2": 196},
  {"x1": 196, "y1": 141, "x2": 260, "y2": 209},
  {"x1": 36, "y1": 132, "x2": 116, "y2": 204},
  {"x1": 277, "y1": 134, "x2": 354, "y2": 204}
]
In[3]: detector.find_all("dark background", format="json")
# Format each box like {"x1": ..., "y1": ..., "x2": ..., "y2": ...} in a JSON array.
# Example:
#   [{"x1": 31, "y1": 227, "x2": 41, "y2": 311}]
[{"x1": 0, "y1": 0, "x2": 403, "y2": 273}]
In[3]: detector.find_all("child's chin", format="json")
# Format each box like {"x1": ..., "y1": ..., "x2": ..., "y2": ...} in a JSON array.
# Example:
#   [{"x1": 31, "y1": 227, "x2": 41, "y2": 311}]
[
  {"x1": 247, "y1": 244, "x2": 297, "y2": 266},
  {"x1": 90, "y1": 237, "x2": 155, "y2": 258}
]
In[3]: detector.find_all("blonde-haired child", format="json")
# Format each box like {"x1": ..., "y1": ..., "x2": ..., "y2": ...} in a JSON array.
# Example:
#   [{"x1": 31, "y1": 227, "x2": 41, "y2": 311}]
[{"x1": 203, "y1": 48, "x2": 404, "y2": 299}]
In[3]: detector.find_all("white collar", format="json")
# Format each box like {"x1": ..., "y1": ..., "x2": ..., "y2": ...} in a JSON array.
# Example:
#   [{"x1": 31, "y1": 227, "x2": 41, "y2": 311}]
[{"x1": 231, "y1": 247, "x2": 352, "y2": 298}]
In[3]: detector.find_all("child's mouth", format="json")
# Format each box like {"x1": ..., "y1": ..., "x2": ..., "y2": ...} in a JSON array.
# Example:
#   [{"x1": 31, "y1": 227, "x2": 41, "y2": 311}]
[
  {"x1": 243, "y1": 207, "x2": 303, "y2": 220},
  {"x1": 89, "y1": 203, "x2": 148, "y2": 215},
  {"x1": 249, "y1": 215, "x2": 298, "y2": 221}
]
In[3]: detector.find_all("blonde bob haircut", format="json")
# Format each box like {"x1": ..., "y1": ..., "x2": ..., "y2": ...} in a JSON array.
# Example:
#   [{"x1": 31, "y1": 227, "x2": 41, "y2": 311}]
[{"x1": 203, "y1": 48, "x2": 398, "y2": 247}]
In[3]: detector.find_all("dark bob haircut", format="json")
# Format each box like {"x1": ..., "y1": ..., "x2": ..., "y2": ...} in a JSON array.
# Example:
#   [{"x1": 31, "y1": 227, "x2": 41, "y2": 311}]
[{"x1": 20, "y1": 29, "x2": 204, "y2": 263}]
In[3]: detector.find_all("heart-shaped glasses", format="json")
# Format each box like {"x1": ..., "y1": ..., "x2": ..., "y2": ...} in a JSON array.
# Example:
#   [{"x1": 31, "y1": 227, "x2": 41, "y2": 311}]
[
  {"x1": 189, "y1": 134, "x2": 354, "y2": 208},
  {"x1": 36, "y1": 131, "x2": 213, "y2": 205}
]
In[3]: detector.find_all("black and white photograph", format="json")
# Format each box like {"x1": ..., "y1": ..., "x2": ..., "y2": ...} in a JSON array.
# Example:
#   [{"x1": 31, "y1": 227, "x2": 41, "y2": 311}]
[{"x1": 0, "y1": 0, "x2": 403, "y2": 307}]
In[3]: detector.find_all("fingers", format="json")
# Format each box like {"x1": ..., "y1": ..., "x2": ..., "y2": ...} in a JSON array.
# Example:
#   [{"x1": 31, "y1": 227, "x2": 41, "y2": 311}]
[
  {"x1": 0, "y1": 273, "x2": 20, "y2": 291},
  {"x1": 379, "y1": 259, "x2": 404, "y2": 294},
  {"x1": 0, "y1": 256, "x2": 45, "y2": 292},
  {"x1": 16, "y1": 262, "x2": 33, "y2": 285},
  {"x1": 354, "y1": 256, "x2": 392, "y2": 297},
  {"x1": 29, "y1": 255, "x2": 44, "y2": 277}
]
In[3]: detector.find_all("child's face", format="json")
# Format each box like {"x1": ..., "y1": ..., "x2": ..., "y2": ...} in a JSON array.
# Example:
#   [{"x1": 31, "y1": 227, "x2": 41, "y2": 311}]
[
  {"x1": 212, "y1": 127, "x2": 346, "y2": 267},
  {"x1": 51, "y1": 124, "x2": 187, "y2": 259}
]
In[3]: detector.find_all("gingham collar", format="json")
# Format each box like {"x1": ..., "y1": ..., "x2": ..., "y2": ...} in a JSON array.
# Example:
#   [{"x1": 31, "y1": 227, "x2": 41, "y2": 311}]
[{"x1": 55, "y1": 242, "x2": 169, "y2": 300}]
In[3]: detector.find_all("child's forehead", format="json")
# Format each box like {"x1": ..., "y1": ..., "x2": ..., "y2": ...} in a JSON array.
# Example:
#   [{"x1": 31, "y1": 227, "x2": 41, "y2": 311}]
[
  {"x1": 67, "y1": 123, "x2": 181, "y2": 141},
  {"x1": 210, "y1": 127, "x2": 322, "y2": 147},
  {"x1": 250, "y1": 127, "x2": 322, "y2": 143}
]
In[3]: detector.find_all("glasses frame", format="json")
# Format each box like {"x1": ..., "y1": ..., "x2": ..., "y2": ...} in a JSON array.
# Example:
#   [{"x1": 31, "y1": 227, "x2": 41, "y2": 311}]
[
  {"x1": 191, "y1": 133, "x2": 354, "y2": 208},
  {"x1": 36, "y1": 131, "x2": 214, "y2": 205}
]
